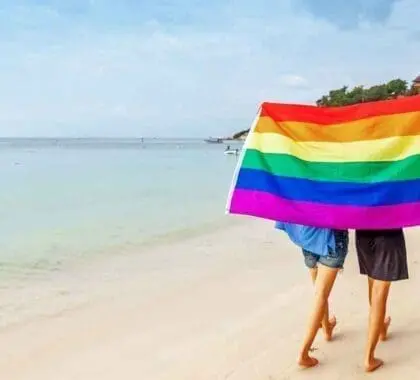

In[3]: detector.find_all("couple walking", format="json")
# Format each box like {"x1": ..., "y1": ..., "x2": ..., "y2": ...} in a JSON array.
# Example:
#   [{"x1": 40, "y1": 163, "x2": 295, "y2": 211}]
[{"x1": 276, "y1": 223, "x2": 408, "y2": 372}]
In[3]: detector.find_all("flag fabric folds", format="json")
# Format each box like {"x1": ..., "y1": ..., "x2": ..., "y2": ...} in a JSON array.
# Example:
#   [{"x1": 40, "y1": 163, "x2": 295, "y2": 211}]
[{"x1": 226, "y1": 96, "x2": 420, "y2": 229}]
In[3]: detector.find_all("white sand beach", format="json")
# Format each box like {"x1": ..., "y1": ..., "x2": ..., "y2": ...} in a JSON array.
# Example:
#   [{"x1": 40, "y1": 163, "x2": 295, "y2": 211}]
[{"x1": 1, "y1": 219, "x2": 420, "y2": 380}]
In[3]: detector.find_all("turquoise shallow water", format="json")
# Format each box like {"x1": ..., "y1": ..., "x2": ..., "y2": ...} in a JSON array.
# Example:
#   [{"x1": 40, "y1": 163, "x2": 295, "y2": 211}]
[{"x1": 0, "y1": 138, "x2": 240, "y2": 277}]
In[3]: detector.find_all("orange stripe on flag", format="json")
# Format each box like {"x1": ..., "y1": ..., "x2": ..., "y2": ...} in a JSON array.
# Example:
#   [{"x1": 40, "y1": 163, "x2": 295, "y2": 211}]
[{"x1": 255, "y1": 112, "x2": 420, "y2": 142}]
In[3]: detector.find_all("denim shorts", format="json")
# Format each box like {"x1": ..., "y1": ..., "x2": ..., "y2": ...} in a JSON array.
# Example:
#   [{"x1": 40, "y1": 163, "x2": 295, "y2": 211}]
[{"x1": 302, "y1": 230, "x2": 349, "y2": 269}]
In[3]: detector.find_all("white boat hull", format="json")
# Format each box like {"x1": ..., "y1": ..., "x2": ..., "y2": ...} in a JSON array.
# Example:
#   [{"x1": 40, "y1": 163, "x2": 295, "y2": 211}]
[{"x1": 224, "y1": 150, "x2": 239, "y2": 155}]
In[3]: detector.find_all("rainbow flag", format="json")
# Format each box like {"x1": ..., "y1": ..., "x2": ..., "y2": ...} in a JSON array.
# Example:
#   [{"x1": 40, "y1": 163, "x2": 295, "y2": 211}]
[{"x1": 226, "y1": 96, "x2": 420, "y2": 229}]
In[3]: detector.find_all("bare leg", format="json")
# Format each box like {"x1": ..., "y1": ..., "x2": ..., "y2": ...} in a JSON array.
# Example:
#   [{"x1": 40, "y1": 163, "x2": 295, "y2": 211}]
[
  {"x1": 309, "y1": 267, "x2": 318, "y2": 284},
  {"x1": 364, "y1": 279, "x2": 391, "y2": 372},
  {"x1": 368, "y1": 278, "x2": 391, "y2": 342},
  {"x1": 368, "y1": 277, "x2": 373, "y2": 306},
  {"x1": 298, "y1": 265, "x2": 339, "y2": 368},
  {"x1": 309, "y1": 268, "x2": 323, "y2": 329},
  {"x1": 309, "y1": 267, "x2": 336, "y2": 338},
  {"x1": 322, "y1": 311, "x2": 336, "y2": 341},
  {"x1": 380, "y1": 316, "x2": 391, "y2": 341}
]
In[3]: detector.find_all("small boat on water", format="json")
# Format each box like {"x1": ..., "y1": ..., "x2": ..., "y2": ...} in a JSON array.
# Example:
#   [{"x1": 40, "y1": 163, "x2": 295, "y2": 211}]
[
  {"x1": 224, "y1": 145, "x2": 239, "y2": 156},
  {"x1": 204, "y1": 137, "x2": 223, "y2": 144},
  {"x1": 224, "y1": 150, "x2": 239, "y2": 156}
]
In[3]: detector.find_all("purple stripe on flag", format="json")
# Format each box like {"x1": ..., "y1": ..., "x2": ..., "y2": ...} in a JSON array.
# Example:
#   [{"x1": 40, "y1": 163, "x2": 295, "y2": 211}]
[{"x1": 228, "y1": 189, "x2": 420, "y2": 229}]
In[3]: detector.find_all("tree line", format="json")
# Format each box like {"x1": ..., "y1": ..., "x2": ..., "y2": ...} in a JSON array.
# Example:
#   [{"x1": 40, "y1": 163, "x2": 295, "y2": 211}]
[{"x1": 316, "y1": 78, "x2": 418, "y2": 107}]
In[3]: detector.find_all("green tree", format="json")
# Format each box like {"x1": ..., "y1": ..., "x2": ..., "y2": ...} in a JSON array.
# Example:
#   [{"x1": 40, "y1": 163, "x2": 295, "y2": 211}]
[
  {"x1": 327, "y1": 86, "x2": 349, "y2": 106},
  {"x1": 363, "y1": 84, "x2": 389, "y2": 102},
  {"x1": 346, "y1": 85, "x2": 364, "y2": 104},
  {"x1": 386, "y1": 79, "x2": 408, "y2": 96},
  {"x1": 316, "y1": 78, "x2": 413, "y2": 107}
]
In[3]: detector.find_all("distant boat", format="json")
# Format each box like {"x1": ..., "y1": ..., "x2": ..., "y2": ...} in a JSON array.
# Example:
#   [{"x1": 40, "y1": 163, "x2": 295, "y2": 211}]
[
  {"x1": 224, "y1": 145, "x2": 239, "y2": 156},
  {"x1": 224, "y1": 149, "x2": 239, "y2": 156},
  {"x1": 204, "y1": 137, "x2": 223, "y2": 144}
]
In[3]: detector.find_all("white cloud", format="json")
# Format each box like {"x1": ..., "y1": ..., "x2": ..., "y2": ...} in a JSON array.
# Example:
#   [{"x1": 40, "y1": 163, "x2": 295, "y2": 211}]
[{"x1": 279, "y1": 75, "x2": 309, "y2": 88}]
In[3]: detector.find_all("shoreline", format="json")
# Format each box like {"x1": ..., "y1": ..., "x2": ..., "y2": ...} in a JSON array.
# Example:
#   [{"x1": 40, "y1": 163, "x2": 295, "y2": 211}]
[
  {"x1": 0, "y1": 214, "x2": 235, "y2": 279},
  {"x1": 1, "y1": 220, "x2": 419, "y2": 379},
  {"x1": 0, "y1": 217, "x2": 244, "y2": 331}
]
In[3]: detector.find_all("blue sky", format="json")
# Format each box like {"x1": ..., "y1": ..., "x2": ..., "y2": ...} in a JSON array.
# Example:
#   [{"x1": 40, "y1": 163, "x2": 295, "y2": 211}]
[{"x1": 0, "y1": 0, "x2": 419, "y2": 137}]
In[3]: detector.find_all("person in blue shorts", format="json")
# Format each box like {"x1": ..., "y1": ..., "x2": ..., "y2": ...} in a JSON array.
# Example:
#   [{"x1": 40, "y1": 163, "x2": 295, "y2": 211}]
[{"x1": 275, "y1": 222, "x2": 349, "y2": 368}]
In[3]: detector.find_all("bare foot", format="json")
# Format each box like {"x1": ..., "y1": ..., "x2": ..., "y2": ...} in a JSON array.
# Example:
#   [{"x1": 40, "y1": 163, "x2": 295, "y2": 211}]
[
  {"x1": 380, "y1": 316, "x2": 391, "y2": 341},
  {"x1": 365, "y1": 357, "x2": 384, "y2": 372},
  {"x1": 298, "y1": 354, "x2": 319, "y2": 368},
  {"x1": 323, "y1": 316, "x2": 337, "y2": 341}
]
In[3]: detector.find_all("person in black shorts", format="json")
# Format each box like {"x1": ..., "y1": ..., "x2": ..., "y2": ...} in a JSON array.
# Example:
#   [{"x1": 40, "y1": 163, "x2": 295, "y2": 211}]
[{"x1": 355, "y1": 228, "x2": 408, "y2": 372}]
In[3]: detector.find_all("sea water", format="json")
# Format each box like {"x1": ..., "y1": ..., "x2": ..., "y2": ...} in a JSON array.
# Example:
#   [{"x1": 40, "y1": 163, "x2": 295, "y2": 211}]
[{"x1": 0, "y1": 138, "x2": 241, "y2": 281}]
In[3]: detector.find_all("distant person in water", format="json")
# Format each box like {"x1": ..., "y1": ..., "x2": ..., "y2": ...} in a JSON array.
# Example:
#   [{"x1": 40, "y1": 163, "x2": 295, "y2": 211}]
[
  {"x1": 355, "y1": 228, "x2": 408, "y2": 372},
  {"x1": 275, "y1": 222, "x2": 349, "y2": 368}
]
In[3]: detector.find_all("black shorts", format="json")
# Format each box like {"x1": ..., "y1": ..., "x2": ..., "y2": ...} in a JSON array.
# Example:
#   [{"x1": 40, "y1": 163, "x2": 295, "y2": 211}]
[{"x1": 355, "y1": 229, "x2": 408, "y2": 282}]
